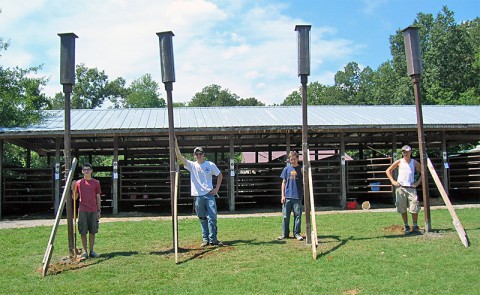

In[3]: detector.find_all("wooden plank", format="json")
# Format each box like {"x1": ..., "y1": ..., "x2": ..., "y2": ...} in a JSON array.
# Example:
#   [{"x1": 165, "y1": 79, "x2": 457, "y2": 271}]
[
  {"x1": 308, "y1": 155, "x2": 318, "y2": 260},
  {"x1": 174, "y1": 171, "x2": 179, "y2": 264},
  {"x1": 42, "y1": 158, "x2": 78, "y2": 277},
  {"x1": 427, "y1": 158, "x2": 469, "y2": 247}
]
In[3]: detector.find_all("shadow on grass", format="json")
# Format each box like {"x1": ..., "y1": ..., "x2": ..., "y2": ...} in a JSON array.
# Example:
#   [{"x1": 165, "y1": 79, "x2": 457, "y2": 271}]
[
  {"x1": 149, "y1": 239, "x2": 283, "y2": 264},
  {"x1": 99, "y1": 251, "x2": 139, "y2": 259},
  {"x1": 80, "y1": 251, "x2": 139, "y2": 267},
  {"x1": 313, "y1": 227, "x2": 434, "y2": 259},
  {"x1": 227, "y1": 239, "x2": 285, "y2": 246},
  {"x1": 150, "y1": 246, "x2": 225, "y2": 264},
  {"x1": 316, "y1": 235, "x2": 352, "y2": 258}
]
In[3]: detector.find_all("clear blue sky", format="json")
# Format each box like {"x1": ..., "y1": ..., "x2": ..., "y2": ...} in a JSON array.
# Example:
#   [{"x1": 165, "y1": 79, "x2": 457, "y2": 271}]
[{"x1": 1, "y1": 0, "x2": 478, "y2": 105}]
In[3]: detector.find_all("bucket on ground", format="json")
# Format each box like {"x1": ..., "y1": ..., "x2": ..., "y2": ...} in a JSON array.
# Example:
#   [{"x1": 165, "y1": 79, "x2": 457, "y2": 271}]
[{"x1": 346, "y1": 198, "x2": 357, "y2": 210}]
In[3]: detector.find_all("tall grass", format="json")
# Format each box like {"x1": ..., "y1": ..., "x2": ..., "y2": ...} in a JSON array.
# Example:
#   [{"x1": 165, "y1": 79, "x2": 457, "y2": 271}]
[{"x1": 1, "y1": 208, "x2": 479, "y2": 294}]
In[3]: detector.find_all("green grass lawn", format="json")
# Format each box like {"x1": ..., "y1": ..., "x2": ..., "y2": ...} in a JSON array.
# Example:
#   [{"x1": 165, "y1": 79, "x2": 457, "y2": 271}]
[{"x1": 1, "y1": 208, "x2": 479, "y2": 294}]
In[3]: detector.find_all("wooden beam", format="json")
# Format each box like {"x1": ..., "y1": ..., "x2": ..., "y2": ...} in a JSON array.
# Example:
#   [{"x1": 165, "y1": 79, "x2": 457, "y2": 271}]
[
  {"x1": 113, "y1": 136, "x2": 119, "y2": 215},
  {"x1": 229, "y1": 135, "x2": 235, "y2": 212},
  {"x1": 427, "y1": 158, "x2": 469, "y2": 247},
  {"x1": 54, "y1": 138, "x2": 61, "y2": 213},
  {"x1": 441, "y1": 131, "x2": 449, "y2": 195},
  {"x1": 340, "y1": 132, "x2": 346, "y2": 208},
  {"x1": 391, "y1": 131, "x2": 397, "y2": 204}
]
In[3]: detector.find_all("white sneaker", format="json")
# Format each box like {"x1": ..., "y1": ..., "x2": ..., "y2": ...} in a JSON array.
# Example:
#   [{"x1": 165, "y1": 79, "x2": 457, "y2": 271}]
[{"x1": 295, "y1": 235, "x2": 304, "y2": 241}]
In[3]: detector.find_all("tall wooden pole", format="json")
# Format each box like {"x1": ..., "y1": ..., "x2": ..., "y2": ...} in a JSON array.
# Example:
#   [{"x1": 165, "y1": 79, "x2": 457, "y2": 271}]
[
  {"x1": 157, "y1": 31, "x2": 178, "y2": 252},
  {"x1": 301, "y1": 75, "x2": 311, "y2": 244},
  {"x1": 411, "y1": 74, "x2": 431, "y2": 231},
  {"x1": 402, "y1": 27, "x2": 431, "y2": 232},
  {"x1": 64, "y1": 89, "x2": 74, "y2": 256},
  {"x1": 295, "y1": 25, "x2": 312, "y2": 244},
  {"x1": 58, "y1": 32, "x2": 78, "y2": 256}
]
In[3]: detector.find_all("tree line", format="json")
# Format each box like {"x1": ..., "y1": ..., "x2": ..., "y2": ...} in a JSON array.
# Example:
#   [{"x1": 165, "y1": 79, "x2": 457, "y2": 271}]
[{"x1": 2, "y1": 6, "x2": 479, "y2": 130}]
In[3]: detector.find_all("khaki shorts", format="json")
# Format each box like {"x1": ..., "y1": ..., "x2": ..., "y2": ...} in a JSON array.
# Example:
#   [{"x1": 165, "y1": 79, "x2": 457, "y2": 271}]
[
  {"x1": 78, "y1": 211, "x2": 99, "y2": 235},
  {"x1": 395, "y1": 187, "x2": 421, "y2": 214}
]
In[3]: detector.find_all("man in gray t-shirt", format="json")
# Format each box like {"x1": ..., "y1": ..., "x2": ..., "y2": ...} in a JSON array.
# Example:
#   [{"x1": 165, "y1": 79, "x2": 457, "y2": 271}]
[{"x1": 175, "y1": 138, "x2": 223, "y2": 247}]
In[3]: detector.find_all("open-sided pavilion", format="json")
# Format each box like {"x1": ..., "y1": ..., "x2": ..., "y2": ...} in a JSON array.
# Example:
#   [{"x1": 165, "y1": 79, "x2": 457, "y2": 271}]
[{"x1": 1, "y1": 105, "x2": 479, "y2": 218}]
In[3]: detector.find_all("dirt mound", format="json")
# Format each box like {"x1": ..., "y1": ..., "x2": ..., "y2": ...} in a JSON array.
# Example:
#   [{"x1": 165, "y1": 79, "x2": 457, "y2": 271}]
[
  {"x1": 37, "y1": 257, "x2": 86, "y2": 276},
  {"x1": 383, "y1": 224, "x2": 405, "y2": 234}
]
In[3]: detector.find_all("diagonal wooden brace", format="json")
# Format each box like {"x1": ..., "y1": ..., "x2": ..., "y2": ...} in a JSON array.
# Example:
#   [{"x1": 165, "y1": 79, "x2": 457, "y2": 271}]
[{"x1": 427, "y1": 158, "x2": 469, "y2": 247}]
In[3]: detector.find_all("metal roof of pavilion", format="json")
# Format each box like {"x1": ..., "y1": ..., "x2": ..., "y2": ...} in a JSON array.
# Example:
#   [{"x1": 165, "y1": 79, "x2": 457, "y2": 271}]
[{"x1": 1, "y1": 105, "x2": 480, "y2": 137}]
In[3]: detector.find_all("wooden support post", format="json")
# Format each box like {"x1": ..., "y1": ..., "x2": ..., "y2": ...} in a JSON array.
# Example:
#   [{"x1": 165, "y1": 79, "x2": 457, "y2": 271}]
[
  {"x1": 441, "y1": 132, "x2": 449, "y2": 195},
  {"x1": 229, "y1": 135, "x2": 235, "y2": 212},
  {"x1": 427, "y1": 158, "x2": 469, "y2": 247},
  {"x1": 286, "y1": 132, "x2": 291, "y2": 157},
  {"x1": 308, "y1": 152, "x2": 318, "y2": 260},
  {"x1": 174, "y1": 171, "x2": 179, "y2": 263},
  {"x1": 112, "y1": 137, "x2": 119, "y2": 215},
  {"x1": 42, "y1": 158, "x2": 78, "y2": 276},
  {"x1": 412, "y1": 75, "x2": 431, "y2": 232},
  {"x1": 340, "y1": 132, "x2": 346, "y2": 209},
  {"x1": 54, "y1": 138, "x2": 61, "y2": 214},
  {"x1": 300, "y1": 74, "x2": 311, "y2": 244},
  {"x1": 391, "y1": 132, "x2": 397, "y2": 204}
]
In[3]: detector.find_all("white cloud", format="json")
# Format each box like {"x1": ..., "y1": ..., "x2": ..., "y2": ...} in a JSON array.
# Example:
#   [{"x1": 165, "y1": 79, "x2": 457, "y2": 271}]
[
  {"x1": 2, "y1": 0, "x2": 361, "y2": 105},
  {"x1": 361, "y1": 0, "x2": 388, "y2": 15}
]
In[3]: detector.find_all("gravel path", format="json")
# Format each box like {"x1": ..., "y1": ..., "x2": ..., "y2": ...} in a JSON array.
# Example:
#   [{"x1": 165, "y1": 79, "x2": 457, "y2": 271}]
[{"x1": 1, "y1": 204, "x2": 479, "y2": 230}]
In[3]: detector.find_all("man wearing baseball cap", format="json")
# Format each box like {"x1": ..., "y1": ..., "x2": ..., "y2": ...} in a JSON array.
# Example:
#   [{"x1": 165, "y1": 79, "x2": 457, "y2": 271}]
[
  {"x1": 386, "y1": 145, "x2": 423, "y2": 235},
  {"x1": 73, "y1": 163, "x2": 102, "y2": 259},
  {"x1": 175, "y1": 139, "x2": 223, "y2": 247}
]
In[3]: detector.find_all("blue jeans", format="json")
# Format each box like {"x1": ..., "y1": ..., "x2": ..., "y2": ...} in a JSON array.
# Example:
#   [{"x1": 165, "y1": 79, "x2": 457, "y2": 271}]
[
  {"x1": 282, "y1": 198, "x2": 302, "y2": 237},
  {"x1": 195, "y1": 194, "x2": 218, "y2": 243}
]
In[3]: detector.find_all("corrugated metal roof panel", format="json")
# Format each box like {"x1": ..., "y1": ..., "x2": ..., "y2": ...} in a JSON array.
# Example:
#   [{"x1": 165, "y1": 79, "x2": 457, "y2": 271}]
[{"x1": 1, "y1": 105, "x2": 480, "y2": 135}]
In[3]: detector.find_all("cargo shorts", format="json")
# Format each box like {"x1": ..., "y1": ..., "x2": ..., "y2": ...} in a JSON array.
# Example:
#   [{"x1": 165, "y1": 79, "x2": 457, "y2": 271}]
[
  {"x1": 395, "y1": 186, "x2": 420, "y2": 214},
  {"x1": 78, "y1": 211, "x2": 99, "y2": 235}
]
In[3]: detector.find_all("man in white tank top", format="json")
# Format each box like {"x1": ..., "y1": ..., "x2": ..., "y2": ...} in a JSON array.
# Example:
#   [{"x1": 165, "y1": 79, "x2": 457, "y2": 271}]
[{"x1": 386, "y1": 145, "x2": 422, "y2": 235}]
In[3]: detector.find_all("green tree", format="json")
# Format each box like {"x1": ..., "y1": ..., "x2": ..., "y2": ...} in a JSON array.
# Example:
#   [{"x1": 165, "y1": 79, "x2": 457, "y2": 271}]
[
  {"x1": 107, "y1": 77, "x2": 129, "y2": 108},
  {"x1": 0, "y1": 36, "x2": 50, "y2": 127},
  {"x1": 122, "y1": 74, "x2": 165, "y2": 108},
  {"x1": 0, "y1": 31, "x2": 50, "y2": 166},
  {"x1": 370, "y1": 61, "x2": 413, "y2": 105},
  {"x1": 334, "y1": 62, "x2": 361, "y2": 104},
  {"x1": 0, "y1": 66, "x2": 50, "y2": 127},
  {"x1": 189, "y1": 84, "x2": 265, "y2": 107},
  {"x1": 238, "y1": 97, "x2": 265, "y2": 106},
  {"x1": 282, "y1": 82, "x2": 344, "y2": 106},
  {"x1": 189, "y1": 84, "x2": 239, "y2": 107},
  {"x1": 72, "y1": 64, "x2": 109, "y2": 108},
  {"x1": 73, "y1": 64, "x2": 127, "y2": 109},
  {"x1": 48, "y1": 64, "x2": 127, "y2": 109},
  {"x1": 333, "y1": 62, "x2": 377, "y2": 105},
  {"x1": 388, "y1": 7, "x2": 479, "y2": 105},
  {"x1": 422, "y1": 7, "x2": 476, "y2": 104},
  {"x1": 282, "y1": 90, "x2": 301, "y2": 106},
  {"x1": 173, "y1": 102, "x2": 187, "y2": 107}
]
